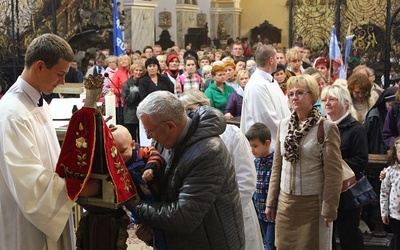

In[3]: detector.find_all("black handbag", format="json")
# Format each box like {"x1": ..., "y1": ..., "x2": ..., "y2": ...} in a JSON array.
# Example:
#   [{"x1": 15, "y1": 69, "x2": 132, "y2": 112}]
[{"x1": 343, "y1": 175, "x2": 378, "y2": 209}]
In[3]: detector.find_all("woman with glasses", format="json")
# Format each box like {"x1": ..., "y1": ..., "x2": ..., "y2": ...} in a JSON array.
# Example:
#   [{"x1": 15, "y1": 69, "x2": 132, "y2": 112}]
[
  {"x1": 321, "y1": 84, "x2": 368, "y2": 250},
  {"x1": 102, "y1": 55, "x2": 119, "y2": 96},
  {"x1": 266, "y1": 75, "x2": 342, "y2": 249},
  {"x1": 347, "y1": 72, "x2": 375, "y2": 123}
]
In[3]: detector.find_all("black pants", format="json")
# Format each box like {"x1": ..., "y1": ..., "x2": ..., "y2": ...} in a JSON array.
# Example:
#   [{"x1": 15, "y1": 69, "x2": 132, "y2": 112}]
[
  {"x1": 333, "y1": 200, "x2": 364, "y2": 250},
  {"x1": 390, "y1": 217, "x2": 400, "y2": 250},
  {"x1": 125, "y1": 123, "x2": 140, "y2": 144}
]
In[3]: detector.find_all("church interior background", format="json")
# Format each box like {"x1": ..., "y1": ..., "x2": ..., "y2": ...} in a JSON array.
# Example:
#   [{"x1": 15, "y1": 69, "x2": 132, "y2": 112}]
[{"x1": 2, "y1": 0, "x2": 400, "y2": 94}]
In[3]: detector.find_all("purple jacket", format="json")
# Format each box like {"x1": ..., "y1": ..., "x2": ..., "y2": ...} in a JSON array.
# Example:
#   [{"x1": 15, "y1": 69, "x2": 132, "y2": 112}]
[
  {"x1": 382, "y1": 104, "x2": 400, "y2": 148},
  {"x1": 224, "y1": 91, "x2": 243, "y2": 117}
]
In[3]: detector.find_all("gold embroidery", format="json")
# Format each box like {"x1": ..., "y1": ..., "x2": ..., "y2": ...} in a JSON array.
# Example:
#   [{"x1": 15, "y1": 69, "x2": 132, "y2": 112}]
[
  {"x1": 109, "y1": 141, "x2": 134, "y2": 192},
  {"x1": 75, "y1": 122, "x2": 88, "y2": 168}
]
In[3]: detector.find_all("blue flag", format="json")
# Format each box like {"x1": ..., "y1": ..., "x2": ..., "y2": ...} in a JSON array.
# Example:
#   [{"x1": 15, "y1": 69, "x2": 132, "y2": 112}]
[
  {"x1": 113, "y1": 0, "x2": 125, "y2": 56},
  {"x1": 329, "y1": 26, "x2": 345, "y2": 79},
  {"x1": 329, "y1": 26, "x2": 341, "y2": 61},
  {"x1": 341, "y1": 35, "x2": 354, "y2": 79}
]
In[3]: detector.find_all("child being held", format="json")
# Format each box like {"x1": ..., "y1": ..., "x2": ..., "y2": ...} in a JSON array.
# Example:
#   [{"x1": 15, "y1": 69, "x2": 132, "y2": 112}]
[
  {"x1": 380, "y1": 136, "x2": 400, "y2": 250},
  {"x1": 112, "y1": 125, "x2": 165, "y2": 248},
  {"x1": 245, "y1": 122, "x2": 276, "y2": 250}
]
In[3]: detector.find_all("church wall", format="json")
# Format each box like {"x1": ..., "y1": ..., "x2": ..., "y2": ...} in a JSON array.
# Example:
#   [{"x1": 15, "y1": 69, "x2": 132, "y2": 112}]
[
  {"x1": 239, "y1": 0, "x2": 289, "y2": 47},
  {"x1": 152, "y1": 0, "x2": 210, "y2": 50}
]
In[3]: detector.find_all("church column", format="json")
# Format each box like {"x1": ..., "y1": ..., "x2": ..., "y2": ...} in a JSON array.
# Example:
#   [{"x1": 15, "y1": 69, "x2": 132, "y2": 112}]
[
  {"x1": 123, "y1": 0, "x2": 158, "y2": 52},
  {"x1": 210, "y1": 2, "x2": 242, "y2": 41},
  {"x1": 176, "y1": 4, "x2": 199, "y2": 49}
]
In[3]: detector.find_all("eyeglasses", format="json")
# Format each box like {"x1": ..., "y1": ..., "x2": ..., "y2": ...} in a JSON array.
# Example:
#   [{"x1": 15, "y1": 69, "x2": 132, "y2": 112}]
[
  {"x1": 321, "y1": 97, "x2": 338, "y2": 103},
  {"x1": 288, "y1": 91, "x2": 310, "y2": 99},
  {"x1": 145, "y1": 122, "x2": 165, "y2": 139}
]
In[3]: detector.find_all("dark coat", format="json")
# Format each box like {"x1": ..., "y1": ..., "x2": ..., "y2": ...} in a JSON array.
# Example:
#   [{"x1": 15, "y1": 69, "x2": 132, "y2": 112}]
[
  {"x1": 383, "y1": 104, "x2": 400, "y2": 148},
  {"x1": 337, "y1": 114, "x2": 369, "y2": 179},
  {"x1": 122, "y1": 77, "x2": 141, "y2": 124},
  {"x1": 138, "y1": 74, "x2": 174, "y2": 101},
  {"x1": 134, "y1": 107, "x2": 245, "y2": 250}
]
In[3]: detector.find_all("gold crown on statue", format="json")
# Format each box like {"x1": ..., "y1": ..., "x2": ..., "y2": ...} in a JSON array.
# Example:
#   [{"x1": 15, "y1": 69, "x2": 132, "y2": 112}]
[{"x1": 83, "y1": 75, "x2": 104, "y2": 90}]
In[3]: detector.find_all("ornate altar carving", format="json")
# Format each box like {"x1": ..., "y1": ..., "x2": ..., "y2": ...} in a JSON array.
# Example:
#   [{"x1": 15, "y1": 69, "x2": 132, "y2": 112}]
[
  {"x1": 158, "y1": 11, "x2": 172, "y2": 30},
  {"x1": 353, "y1": 24, "x2": 382, "y2": 52},
  {"x1": 197, "y1": 13, "x2": 207, "y2": 27}
]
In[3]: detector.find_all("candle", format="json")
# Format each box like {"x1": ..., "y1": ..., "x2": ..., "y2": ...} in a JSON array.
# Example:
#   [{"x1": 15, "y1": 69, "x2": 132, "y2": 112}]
[{"x1": 105, "y1": 90, "x2": 116, "y2": 125}]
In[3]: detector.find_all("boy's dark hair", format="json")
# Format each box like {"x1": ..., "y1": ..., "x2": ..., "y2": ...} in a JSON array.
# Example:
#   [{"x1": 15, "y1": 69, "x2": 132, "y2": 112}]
[{"x1": 245, "y1": 122, "x2": 271, "y2": 142}]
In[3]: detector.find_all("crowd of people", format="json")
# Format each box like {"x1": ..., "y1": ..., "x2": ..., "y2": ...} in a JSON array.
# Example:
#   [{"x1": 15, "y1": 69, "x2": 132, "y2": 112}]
[{"x1": 4, "y1": 32, "x2": 400, "y2": 250}]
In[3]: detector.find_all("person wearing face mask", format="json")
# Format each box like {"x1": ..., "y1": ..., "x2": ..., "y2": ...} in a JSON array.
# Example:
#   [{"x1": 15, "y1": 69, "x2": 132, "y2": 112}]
[{"x1": 122, "y1": 62, "x2": 146, "y2": 143}]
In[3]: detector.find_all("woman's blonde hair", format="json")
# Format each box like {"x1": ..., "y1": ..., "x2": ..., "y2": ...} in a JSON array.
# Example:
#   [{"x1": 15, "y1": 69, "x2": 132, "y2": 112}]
[
  {"x1": 180, "y1": 89, "x2": 210, "y2": 108},
  {"x1": 118, "y1": 54, "x2": 131, "y2": 67},
  {"x1": 321, "y1": 84, "x2": 352, "y2": 111},
  {"x1": 236, "y1": 70, "x2": 249, "y2": 83},
  {"x1": 286, "y1": 74, "x2": 319, "y2": 103},
  {"x1": 286, "y1": 49, "x2": 302, "y2": 62}
]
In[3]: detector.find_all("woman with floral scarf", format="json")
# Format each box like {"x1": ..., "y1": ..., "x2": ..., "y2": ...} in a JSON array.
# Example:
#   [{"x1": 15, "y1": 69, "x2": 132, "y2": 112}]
[{"x1": 266, "y1": 74, "x2": 343, "y2": 249}]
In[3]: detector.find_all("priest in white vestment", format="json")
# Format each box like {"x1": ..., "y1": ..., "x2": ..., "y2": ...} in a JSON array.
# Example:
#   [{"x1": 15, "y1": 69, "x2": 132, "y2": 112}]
[
  {"x1": 0, "y1": 34, "x2": 99, "y2": 250},
  {"x1": 241, "y1": 45, "x2": 291, "y2": 146}
]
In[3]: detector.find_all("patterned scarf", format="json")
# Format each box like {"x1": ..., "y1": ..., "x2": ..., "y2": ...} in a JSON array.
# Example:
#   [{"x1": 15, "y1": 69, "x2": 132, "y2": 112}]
[{"x1": 284, "y1": 106, "x2": 320, "y2": 162}]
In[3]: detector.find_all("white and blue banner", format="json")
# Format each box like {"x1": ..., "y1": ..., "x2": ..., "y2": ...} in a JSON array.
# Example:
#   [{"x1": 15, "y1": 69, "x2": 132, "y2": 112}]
[
  {"x1": 342, "y1": 35, "x2": 355, "y2": 80},
  {"x1": 329, "y1": 26, "x2": 346, "y2": 79},
  {"x1": 113, "y1": 0, "x2": 125, "y2": 56}
]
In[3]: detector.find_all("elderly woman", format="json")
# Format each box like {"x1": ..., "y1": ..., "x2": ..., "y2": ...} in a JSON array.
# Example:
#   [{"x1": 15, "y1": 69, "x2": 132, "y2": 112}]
[
  {"x1": 321, "y1": 84, "x2": 368, "y2": 250},
  {"x1": 102, "y1": 55, "x2": 118, "y2": 96},
  {"x1": 266, "y1": 74, "x2": 342, "y2": 249},
  {"x1": 180, "y1": 89, "x2": 264, "y2": 250},
  {"x1": 347, "y1": 72, "x2": 376, "y2": 123}
]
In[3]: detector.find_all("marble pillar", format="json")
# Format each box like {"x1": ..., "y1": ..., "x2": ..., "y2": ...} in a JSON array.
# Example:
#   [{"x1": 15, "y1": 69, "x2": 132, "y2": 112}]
[
  {"x1": 210, "y1": 4, "x2": 242, "y2": 41},
  {"x1": 123, "y1": 0, "x2": 158, "y2": 52},
  {"x1": 176, "y1": 4, "x2": 199, "y2": 49}
]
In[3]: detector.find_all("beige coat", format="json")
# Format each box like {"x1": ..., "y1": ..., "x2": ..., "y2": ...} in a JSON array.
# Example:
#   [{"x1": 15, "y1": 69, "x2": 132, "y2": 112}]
[{"x1": 266, "y1": 117, "x2": 343, "y2": 249}]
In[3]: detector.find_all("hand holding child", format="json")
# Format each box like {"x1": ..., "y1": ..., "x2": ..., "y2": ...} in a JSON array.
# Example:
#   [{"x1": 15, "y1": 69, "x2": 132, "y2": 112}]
[{"x1": 142, "y1": 169, "x2": 154, "y2": 182}]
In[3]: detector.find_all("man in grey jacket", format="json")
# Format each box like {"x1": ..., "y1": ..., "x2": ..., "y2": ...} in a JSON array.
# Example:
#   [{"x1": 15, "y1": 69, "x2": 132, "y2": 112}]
[{"x1": 126, "y1": 91, "x2": 245, "y2": 249}]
